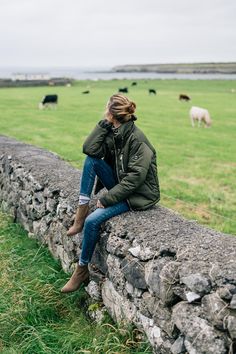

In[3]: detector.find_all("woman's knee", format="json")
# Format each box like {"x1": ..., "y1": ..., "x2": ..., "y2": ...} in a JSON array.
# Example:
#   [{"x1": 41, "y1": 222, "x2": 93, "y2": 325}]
[
  {"x1": 84, "y1": 155, "x2": 95, "y2": 165},
  {"x1": 84, "y1": 212, "x2": 102, "y2": 231}
]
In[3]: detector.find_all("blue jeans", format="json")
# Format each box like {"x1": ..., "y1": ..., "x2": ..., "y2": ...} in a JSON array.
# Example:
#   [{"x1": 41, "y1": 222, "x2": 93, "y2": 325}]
[{"x1": 79, "y1": 156, "x2": 130, "y2": 265}]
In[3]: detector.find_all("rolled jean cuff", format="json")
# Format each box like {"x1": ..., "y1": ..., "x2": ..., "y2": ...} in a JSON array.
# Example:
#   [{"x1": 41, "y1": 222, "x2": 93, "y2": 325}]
[
  {"x1": 79, "y1": 259, "x2": 88, "y2": 266},
  {"x1": 79, "y1": 193, "x2": 90, "y2": 198}
]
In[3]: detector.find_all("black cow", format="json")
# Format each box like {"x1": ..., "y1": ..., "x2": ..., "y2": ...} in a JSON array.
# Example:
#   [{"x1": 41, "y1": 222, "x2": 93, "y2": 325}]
[
  {"x1": 179, "y1": 94, "x2": 191, "y2": 101},
  {"x1": 118, "y1": 87, "x2": 128, "y2": 93},
  {"x1": 39, "y1": 94, "x2": 58, "y2": 109},
  {"x1": 82, "y1": 90, "x2": 90, "y2": 94},
  {"x1": 131, "y1": 82, "x2": 137, "y2": 86},
  {"x1": 149, "y1": 89, "x2": 156, "y2": 95}
]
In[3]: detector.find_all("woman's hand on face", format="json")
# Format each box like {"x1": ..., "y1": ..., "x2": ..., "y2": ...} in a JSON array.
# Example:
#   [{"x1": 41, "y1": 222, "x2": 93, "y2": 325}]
[{"x1": 97, "y1": 200, "x2": 105, "y2": 208}]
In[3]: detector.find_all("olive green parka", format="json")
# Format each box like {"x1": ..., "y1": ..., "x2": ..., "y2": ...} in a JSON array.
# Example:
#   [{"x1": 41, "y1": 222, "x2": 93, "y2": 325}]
[{"x1": 83, "y1": 119, "x2": 160, "y2": 210}]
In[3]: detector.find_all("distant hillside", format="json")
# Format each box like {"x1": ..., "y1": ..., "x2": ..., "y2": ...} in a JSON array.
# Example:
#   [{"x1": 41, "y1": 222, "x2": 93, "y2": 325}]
[{"x1": 112, "y1": 63, "x2": 236, "y2": 74}]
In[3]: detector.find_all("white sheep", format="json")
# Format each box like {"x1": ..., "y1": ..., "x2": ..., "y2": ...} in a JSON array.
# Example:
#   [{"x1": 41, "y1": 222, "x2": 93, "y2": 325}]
[{"x1": 189, "y1": 106, "x2": 212, "y2": 128}]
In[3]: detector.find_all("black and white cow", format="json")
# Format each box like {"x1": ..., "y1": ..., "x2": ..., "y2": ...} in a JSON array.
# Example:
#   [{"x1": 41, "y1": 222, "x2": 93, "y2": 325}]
[{"x1": 39, "y1": 94, "x2": 58, "y2": 109}]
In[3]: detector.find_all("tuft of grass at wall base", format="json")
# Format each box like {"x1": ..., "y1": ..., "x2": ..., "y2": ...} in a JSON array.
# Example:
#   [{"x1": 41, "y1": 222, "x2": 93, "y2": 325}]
[{"x1": 0, "y1": 211, "x2": 152, "y2": 354}]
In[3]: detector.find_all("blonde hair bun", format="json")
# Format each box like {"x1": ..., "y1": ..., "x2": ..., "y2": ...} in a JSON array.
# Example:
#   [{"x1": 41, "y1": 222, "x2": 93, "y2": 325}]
[
  {"x1": 128, "y1": 102, "x2": 136, "y2": 114},
  {"x1": 106, "y1": 94, "x2": 137, "y2": 123}
]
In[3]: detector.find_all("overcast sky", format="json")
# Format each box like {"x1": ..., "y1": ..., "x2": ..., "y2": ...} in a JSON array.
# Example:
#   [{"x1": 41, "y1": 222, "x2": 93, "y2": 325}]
[{"x1": 0, "y1": 0, "x2": 235, "y2": 68}]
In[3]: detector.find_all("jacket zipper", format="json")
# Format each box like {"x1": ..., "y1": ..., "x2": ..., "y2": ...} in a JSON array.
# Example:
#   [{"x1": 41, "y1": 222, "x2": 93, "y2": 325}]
[
  {"x1": 120, "y1": 153, "x2": 125, "y2": 172},
  {"x1": 113, "y1": 137, "x2": 120, "y2": 183},
  {"x1": 120, "y1": 137, "x2": 125, "y2": 172},
  {"x1": 113, "y1": 136, "x2": 133, "y2": 211}
]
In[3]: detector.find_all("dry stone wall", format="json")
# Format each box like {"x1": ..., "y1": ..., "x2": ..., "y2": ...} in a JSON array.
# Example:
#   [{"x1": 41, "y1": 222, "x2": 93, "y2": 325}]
[{"x1": 0, "y1": 135, "x2": 236, "y2": 354}]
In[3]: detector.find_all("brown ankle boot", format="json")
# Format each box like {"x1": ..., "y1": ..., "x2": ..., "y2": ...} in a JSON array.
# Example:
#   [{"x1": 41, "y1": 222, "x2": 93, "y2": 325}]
[
  {"x1": 61, "y1": 264, "x2": 90, "y2": 293},
  {"x1": 67, "y1": 204, "x2": 89, "y2": 236}
]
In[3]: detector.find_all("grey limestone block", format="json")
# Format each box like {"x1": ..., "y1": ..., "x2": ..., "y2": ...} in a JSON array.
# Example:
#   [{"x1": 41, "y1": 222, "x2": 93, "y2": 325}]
[
  {"x1": 85, "y1": 280, "x2": 102, "y2": 301},
  {"x1": 217, "y1": 284, "x2": 236, "y2": 301},
  {"x1": 46, "y1": 198, "x2": 58, "y2": 213},
  {"x1": 128, "y1": 241, "x2": 156, "y2": 261},
  {"x1": 202, "y1": 292, "x2": 230, "y2": 329},
  {"x1": 171, "y1": 336, "x2": 185, "y2": 354},
  {"x1": 101, "y1": 278, "x2": 136, "y2": 323},
  {"x1": 145, "y1": 258, "x2": 170, "y2": 295},
  {"x1": 125, "y1": 281, "x2": 144, "y2": 298},
  {"x1": 226, "y1": 315, "x2": 236, "y2": 339},
  {"x1": 106, "y1": 254, "x2": 126, "y2": 293},
  {"x1": 152, "y1": 302, "x2": 174, "y2": 337},
  {"x1": 229, "y1": 294, "x2": 236, "y2": 309},
  {"x1": 106, "y1": 234, "x2": 131, "y2": 257},
  {"x1": 172, "y1": 302, "x2": 228, "y2": 354},
  {"x1": 180, "y1": 273, "x2": 212, "y2": 295},
  {"x1": 145, "y1": 259, "x2": 179, "y2": 305},
  {"x1": 121, "y1": 255, "x2": 147, "y2": 289}
]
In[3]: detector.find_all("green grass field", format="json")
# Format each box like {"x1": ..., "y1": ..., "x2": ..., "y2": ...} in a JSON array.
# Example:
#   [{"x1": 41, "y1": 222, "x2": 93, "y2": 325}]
[
  {"x1": 0, "y1": 211, "x2": 152, "y2": 353},
  {"x1": 0, "y1": 79, "x2": 236, "y2": 234}
]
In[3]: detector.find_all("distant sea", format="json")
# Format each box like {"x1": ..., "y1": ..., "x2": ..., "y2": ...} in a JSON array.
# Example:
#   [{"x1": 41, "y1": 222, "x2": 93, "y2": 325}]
[{"x1": 1, "y1": 67, "x2": 236, "y2": 80}]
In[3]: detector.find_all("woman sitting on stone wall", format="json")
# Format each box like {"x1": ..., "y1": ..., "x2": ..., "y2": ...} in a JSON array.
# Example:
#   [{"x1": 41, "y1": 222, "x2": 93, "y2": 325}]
[{"x1": 61, "y1": 94, "x2": 160, "y2": 293}]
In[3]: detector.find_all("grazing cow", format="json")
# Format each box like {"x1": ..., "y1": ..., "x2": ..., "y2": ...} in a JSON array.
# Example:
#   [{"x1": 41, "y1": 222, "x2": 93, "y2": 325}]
[
  {"x1": 39, "y1": 94, "x2": 58, "y2": 109},
  {"x1": 82, "y1": 90, "x2": 90, "y2": 94},
  {"x1": 179, "y1": 94, "x2": 191, "y2": 101},
  {"x1": 190, "y1": 106, "x2": 212, "y2": 128},
  {"x1": 118, "y1": 87, "x2": 128, "y2": 93},
  {"x1": 149, "y1": 89, "x2": 156, "y2": 95},
  {"x1": 131, "y1": 82, "x2": 137, "y2": 86}
]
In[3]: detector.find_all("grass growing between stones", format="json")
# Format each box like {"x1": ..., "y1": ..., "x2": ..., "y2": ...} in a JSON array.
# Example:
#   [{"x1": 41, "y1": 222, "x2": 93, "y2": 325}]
[
  {"x1": 0, "y1": 79, "x2": 235, "y2": 234},
  {"x1": 0, "y1": 211, "x2": 152, "y2": 354}
]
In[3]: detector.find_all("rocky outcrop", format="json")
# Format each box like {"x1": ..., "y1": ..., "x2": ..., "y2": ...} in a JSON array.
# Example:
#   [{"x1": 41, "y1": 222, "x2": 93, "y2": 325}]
[
  {"x1": 112, "y1": 62, "x2": 236, "y2": 74},
  {"x1": 0, "y1": 135, "x2": 236, "y2": 354}
]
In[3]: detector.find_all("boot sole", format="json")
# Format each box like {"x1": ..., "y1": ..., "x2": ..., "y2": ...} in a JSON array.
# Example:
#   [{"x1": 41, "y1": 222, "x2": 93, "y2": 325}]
[
  {"x1": 67, "y1": 230, "x2": 81, "y2": 237},
  {"x1": 66, "y1": 226, "x2": 83, "y2": 236}
]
